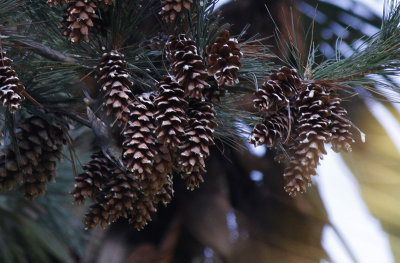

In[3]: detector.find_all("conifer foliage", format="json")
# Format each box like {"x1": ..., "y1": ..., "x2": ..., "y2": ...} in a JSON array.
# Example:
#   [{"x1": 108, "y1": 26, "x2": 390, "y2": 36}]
[{"x1": 1, "y1": 0, "x2": 399, "y2": 235}]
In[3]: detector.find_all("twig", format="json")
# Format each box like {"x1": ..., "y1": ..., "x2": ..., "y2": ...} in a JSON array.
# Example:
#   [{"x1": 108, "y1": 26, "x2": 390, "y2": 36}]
[{"x1": 13, "y1": 39, "x2": 77, "y2": 63}]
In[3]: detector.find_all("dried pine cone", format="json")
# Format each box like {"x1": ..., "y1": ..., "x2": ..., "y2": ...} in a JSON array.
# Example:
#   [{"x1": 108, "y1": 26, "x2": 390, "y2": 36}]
[
  {"x1": 154, "y1": 176, "x2": 174, "y2": 205},
  {"x1": 70, "y1": 151, "x2": 110, "y2": 204},
  {"x1": 0, "y1": 116, "x2": 66, "y2": 200},
  {"x1": 85, "y1": 202, "x2": 109, "y2": 229},
  {"x1": 254, "y1": 66, "x2": 300, "y2": 112},
  {"x1": 0, "y1": 53, "x2": 25, "y2": 113},
  {"x1": 250, "y1": 110, "x2": 293, "y2": 148},
  {"x1": 283, "y1": 84, "x2": 330, "y2": 197},
  {"x1": 97, "y1": 50, "x2": 133, "y2": 126},
  {"x1": 206, "y1": 30, "x2": 242, "y2": 87},
  {"x1": 166, "y1": 34, "x2": 210, "y2": 99},
  {"x1": 122, "y1": 94, "x2": 156, "y2": 175},
  {"x1": 84, "y1": 164, "x2": 158, "y2": 230},
  {"x1": 104, "y1": 169, "x2": 146, "y2": 224},
  {"x1": 160, "y1": 0, "x2": 193, "y2": 23},
  {"x1": 179, "y1": 100, "x2": 216, "y2": 190},
  {"x1": 59, "y1": 0, "x2": 99, "y2": 42},
  {"x1": 154, "y1": 76, "x2": 188, "y2": 151},
  {"x1": 328, "y1": 95, "x2": 355, "y2": 152},
  {"x1": 123, "y1": 93, "x2": 169, "y2": 195}
]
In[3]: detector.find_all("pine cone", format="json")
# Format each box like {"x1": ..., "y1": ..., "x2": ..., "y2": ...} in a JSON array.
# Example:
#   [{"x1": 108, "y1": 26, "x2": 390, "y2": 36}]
[
  {"x1": 179, "y1": 100, "x2": 216, "y2": 189},
  {"x1": 181, "y1": 165, "x2": 206, "y2": 190},
  {"x1": 166, "y1": 34, "x2": 210, "y2": 99},
  {"x1": 154, "y1": 176, "x2": 174, "y2": 205},
  {"x1": 127, "y1": 193, "x2": 157, "y2": 230},
  {"x1": 70, "y1": 151, "x2": 111, "y2": 204},
  {"x1": 0, "y1": 116, "x2": 66, "y2": 200},
  {"x1": 59, "y1": 0, "x2": 99, "y2": 42},
  {"x1": 206, "y1": 30, "x2": 242, "y2": 87},
  {"x1": 123, "y1": 93, "x2": 169, "y2": 195},
  {"x1": 154, "y1": 76, "x2": 188, "y2": 151},
  {"x1": 97, "y1": 50, "x2": 133, "y2": 126},
  {"x1": 154, "y1": 142, "x2": 173, "y2": 176},
  {"x1": 85, "y1": 202, "x2": 110, "y2": 229},
  {"x1": 104, "y1": 169, "x2": 141, "y2": 222},
  {"x1": 0, "y1": 53, "x2": 25, "y2": 113},
  {"x1": 328, "y1": 95, "x2": 355, "y2": 152},
  {"x1": 84, "y1": 166, "x2": 157, "y2": 230},
  {"x1": 160, "y1": 0, "x2": 193, "y2": 23},
  {"x1": 250, "y1": 110, "x2": 293, "y2": 148},
  {"x1": 283, "y1": 84, "x2": 330, "y2": 197},
  {"x1": 254, "y1": 66, "x2": 300, "y2": 112}
]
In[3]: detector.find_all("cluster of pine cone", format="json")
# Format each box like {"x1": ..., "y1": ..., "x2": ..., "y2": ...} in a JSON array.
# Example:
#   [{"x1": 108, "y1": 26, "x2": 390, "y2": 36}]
[
  {"x1": 47, "y1": 0, "x2": 115, "y2": 42},
  {"x1": 250, "y1": 67, "x2": 355, "y2": 197},
  {"x1": 71, "y1": 30, "x2": 243, "y2": 229}
]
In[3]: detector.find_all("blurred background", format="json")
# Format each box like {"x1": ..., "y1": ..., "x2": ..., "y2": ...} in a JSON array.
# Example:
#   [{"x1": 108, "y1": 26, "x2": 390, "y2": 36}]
[{"x1": 2, "y1": 0, "x2": 400, "y2": 262}]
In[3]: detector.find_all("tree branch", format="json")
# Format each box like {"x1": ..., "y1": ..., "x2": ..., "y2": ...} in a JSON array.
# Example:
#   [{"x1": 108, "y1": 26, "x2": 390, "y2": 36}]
[{"x1": 14, "y1": 38, "x2": 77, "y2": 63}]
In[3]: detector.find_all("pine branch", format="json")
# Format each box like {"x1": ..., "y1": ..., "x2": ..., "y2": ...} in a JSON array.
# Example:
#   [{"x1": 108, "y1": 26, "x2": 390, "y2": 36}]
[{"x1": 13, "y1": 38, "x2": 77, "y2": 63}]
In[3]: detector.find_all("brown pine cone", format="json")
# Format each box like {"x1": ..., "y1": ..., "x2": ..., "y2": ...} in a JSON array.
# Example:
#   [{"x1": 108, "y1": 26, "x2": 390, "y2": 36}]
[
  {"x1": 127, "y1": 193, "x2": 157, "y2": 230},
  {"x1": 328, "y1": 95, "x2": 355, "y2": 152},
  {"x1": 154, "y1": 76, "x2": 188, "y2": 151},
  {"x1": 59, "y1": 0, "x2": 99, "y2": 42},
  {"x1": 283, "y1": 84, "x2": 330, "y2": 197},
  {"x1": 97, "y1": 50, "x2": 133, "y2": 126},
  {"x1": 250, "y1": 110, "x2": 293, "y2": 148},
  {"x1": 122, "y1": 94, "x2": 156, "y2": 175},
  {"x1": 160, "y1": 0, "x2": 193, "y2": 23},
  {"x1": 82, "y1": 159, "x2": 158, "y2": 230},
  {"x1": 123, "y1": 93, "x2": 169, "y2": 195},
  {"x1": 166, "y1": 34, "x2": 210, "y2": 99},
  {"x1": 85, "y1": 202, "x2": 110, "y2": 229},
  {"x1": 0, "y1": 116, "x2": 66, "y2": 200},
  {"x1": 103, "y1": 168, "x2": 157, "y2": 230},
  {"x1": 70, "y1": 151, "x2": 111, "y2": 204},
  {"x1": 206, "y1": 30, "x2": 243, "y2": 87},
  {"x1": 104, "y1": 169, "x2": 142, "y2": 222},
  {"x1": 179, "y1": 100, "x2": 216, "y2": 189},
  {"x1": 0, "y1": 53, "x2": 25, "y2": 113},
  {"x1": 165, "y1": 34, "x2": 196, "y2": 62},
  {"x1": 154, "y1": 175, "x2": 174, "y2": 205},
  {"x1": 254, "y1": 66, "x2": 300, "y2": 112},
  {"x1": 181, "y1": 165, "x2": 206, "y2": 190}
]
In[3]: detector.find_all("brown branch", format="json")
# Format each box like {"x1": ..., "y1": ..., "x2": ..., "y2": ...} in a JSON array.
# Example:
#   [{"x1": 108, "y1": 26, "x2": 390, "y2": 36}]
[{"x1": 13, "y1": 38, "x2": 77, "y2": 63}]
